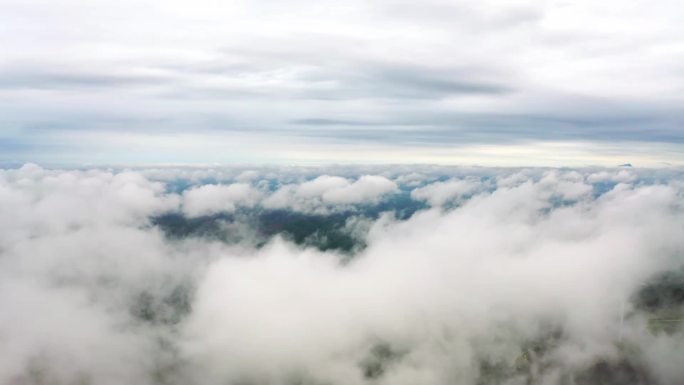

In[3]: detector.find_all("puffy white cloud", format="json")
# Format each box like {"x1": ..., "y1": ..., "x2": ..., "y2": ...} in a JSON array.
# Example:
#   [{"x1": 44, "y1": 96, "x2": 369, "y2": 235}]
[
  {"x1": 587, "y1": 169, "x2": 637, "y2": 184},
  {"x1": 263, "y1": 175, "x2": 398, "y2": 212},
  {"x1": 0, "y1": 164, "x2": 179, "y2": 244},
  {"x1": 185, "y1": 174, "x2": 684, "y2": 385},
  {"x1": 536, "y1": 170, "x2": 593, "y2": 201},
  {"x1": 323, "y1": 175, "x2": 398, "y2": 204},
  {"x1": 0, "y1": 165, "x2": 199, "y2": 385},
  {"x1": 393, "y1": 172, "x2": 432, "y2": 187},
  {"x1": 235, "y1": 170, "x2": 261, "y2": 183},
  {"x1": 1, "y1": 164, "x2": 684, "y2": 385},
  {"x1": 182, "y1": 183, "x2": 261, "y2": 217},
  {"x1": 411, "y1": 177, "x2": 484, "y2": 206},
  {"x1": 299, "y1": 175, "x2": 351, "y2": 199}
]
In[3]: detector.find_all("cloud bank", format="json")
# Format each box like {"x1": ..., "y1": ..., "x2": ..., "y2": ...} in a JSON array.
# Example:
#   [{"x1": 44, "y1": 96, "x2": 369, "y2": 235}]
[
  {"x1": 264, "y1": 175, "x2": 398, "y2": 213},
  {"x1": 1, "y1": 164, "x2": 684, "y2": 385},
  {"x1": 182, "y1": 183, "x2": 261, "y2": 217}
]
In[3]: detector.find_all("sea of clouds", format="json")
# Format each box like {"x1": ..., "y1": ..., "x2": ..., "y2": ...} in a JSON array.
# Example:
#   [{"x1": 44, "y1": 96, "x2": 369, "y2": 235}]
[{"x1": 1, "y1": 164, "x2": 683, "y2": 385}]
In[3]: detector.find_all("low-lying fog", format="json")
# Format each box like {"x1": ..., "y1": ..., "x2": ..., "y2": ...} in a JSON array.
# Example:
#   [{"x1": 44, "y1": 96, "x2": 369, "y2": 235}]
[{"x1": 1, "y1": 164, "x2": 683, "y2": 385}]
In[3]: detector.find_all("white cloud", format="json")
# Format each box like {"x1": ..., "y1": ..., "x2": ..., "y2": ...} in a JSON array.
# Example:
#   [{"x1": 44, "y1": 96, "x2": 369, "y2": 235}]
[
  {"x1": 322, "y1": 175, "x2": 398, "y2": 204},
  {"x1": 587, "y1": 169, "x2": 637, "y2": 184},
  {"x1": 0, "y1": 164, "x2": 179, "y2": 243},
  {"x1": 182, "y1": 183, "x2": 261, "y2": 217},
  {"x1": 410, "y1": 177, "x2": 484, "y2": 206},
  {"x1": 235, "y1": 170, "x2": 261, "y2": 183},
  {"x1": 299, "y1": 176, "x2": 351, "y2": 199},
  {"x1": 1, "y1": 164, "x2": 684, "y2": 385},
  {"x1": 186, "y1": 173, "x2": 684, "y2": 384},
  {"x1": 393, "y1": 172, "x2": 432, "y2": 187},
  {"x1": 263, "y1": 175, "x2": 398, "y2": 212},
  {"x1": 537, "y1": 171, "x2": 593, "y2": 201}
]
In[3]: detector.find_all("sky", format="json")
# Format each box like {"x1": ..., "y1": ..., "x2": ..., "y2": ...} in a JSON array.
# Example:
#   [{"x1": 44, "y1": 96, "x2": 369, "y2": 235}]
[{"x1": 1, "y1": 0, "x2": 684, "y2": 166}]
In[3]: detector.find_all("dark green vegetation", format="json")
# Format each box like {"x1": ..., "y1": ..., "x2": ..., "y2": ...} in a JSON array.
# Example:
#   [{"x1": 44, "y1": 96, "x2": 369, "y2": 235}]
[
  {"x1": 358, "y1": 343, "x2": 406, "y2": 380},
  {"x1": 474, "y1": 267, "x2": 684, "y2": 385},
  {"x1": 635, "y1": 268, "x2": 684, "y2": 313},
  {"x1": 150, "y1": 193, "x2": 427, "y2": 254},
  {"x1": 151, "y1": 210, "x2": 364, "y2": 253},
  {"x1": 130, "y1": 284, "x2": 193, "y2": 326},
  {"x1": 475, "y1": 329, "x2": 654, "y2": 385},
  {"x1": 634, "y1": 267, "x2": 684, "y2": 334}
]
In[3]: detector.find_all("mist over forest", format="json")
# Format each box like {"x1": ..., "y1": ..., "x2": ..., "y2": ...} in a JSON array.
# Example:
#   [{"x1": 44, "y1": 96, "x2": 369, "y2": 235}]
[{"x1": 1, "y1": 163, "x2": 683, "y2": 385}]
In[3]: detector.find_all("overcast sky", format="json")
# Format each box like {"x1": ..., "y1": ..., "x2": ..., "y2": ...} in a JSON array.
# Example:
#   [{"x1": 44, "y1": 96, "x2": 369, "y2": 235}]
[{"x1": 1, "y1": 0, "x2": 683, "y2": 166}]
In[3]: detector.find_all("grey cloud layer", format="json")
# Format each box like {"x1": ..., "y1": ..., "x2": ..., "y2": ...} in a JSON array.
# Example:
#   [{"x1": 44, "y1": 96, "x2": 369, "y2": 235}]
[{"x1": 1, "y1": 0, "x2": 684, "y2": 163}]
